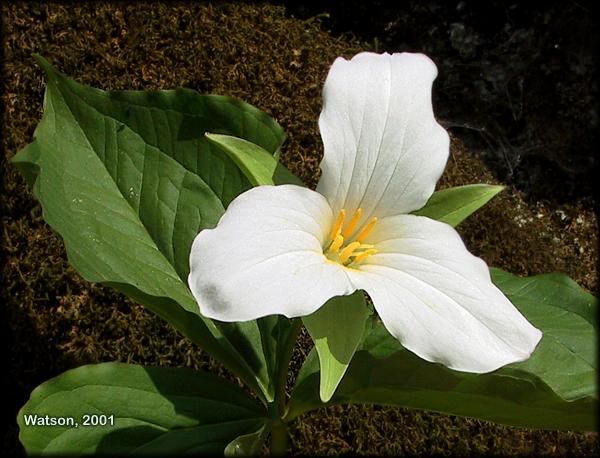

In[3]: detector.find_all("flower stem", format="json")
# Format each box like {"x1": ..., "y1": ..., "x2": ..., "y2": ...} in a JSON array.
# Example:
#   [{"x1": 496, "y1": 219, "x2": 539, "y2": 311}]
[
  {"x1": 268, "y1": 317, "x2": 301, "y2": 455},
  {"x1": 270, "y1": 420, "x2": 289, "y2": 456},
  {"x1": 275, "y1": 318, "x2": 302, "y2": 414}
]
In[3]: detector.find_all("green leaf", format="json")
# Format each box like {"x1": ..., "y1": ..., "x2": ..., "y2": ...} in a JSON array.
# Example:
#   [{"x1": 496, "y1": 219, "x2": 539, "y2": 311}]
[
  {"x1": 12, "y1": 56, "x2": 287, "y2": 402},
  {"x1": 302, "y1": 292, "x2": 371, "y2": 402},
  {"x1": 489, "y1": 268, "x2": 597, "y2": 401},
  {"x1": 225, "y1": 423, "x2": 270, "y2": 456},
  {"x1": 17, "y1": 362, "x2": 268, "y2": 455},
  {"x1": 288, "y1": 269, "x2": 597, "y2": 431},
  {"x1": 216, "y1": 316, "x2": 301, "y2": 403},
  {"x1": 206, "y1": 133, "x2": 303, "y2": 186},
  {"x1": 24, "y1": 55, "x2": 286, "y2": 281},
  {"x1": 490, "y1": 267, "x2": 596, "y2": 328},
  {"x1": 412, "y1": 184, "x2": 504, "y2": 227},
  {"x1": 12, "y1": 140, "x2": 41, "y2": 187}
]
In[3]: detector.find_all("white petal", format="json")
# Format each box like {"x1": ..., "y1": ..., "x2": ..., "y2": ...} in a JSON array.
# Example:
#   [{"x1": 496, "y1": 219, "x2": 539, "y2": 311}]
[
  {"x1": 188, "y1": 185, "x2": 355, "y2": 321},
  {"x1": 347, "y1": 214, "x2": 542, "y2": 373},
  {"x1": 317, "y1": 52, "x2": 450, "y2": 232}
]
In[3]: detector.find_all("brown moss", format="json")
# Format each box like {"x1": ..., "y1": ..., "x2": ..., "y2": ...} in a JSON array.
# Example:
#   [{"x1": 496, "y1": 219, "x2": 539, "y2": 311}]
[
  {"x1": 442, "y1": 137, "x2": 597, "y2": 293},
  {"x1": 2, "y1": 2, "x2": 597, "y2": 456}
]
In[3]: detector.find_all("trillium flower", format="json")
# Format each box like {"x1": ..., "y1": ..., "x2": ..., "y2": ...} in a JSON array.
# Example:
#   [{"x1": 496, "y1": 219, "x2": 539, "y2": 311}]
[{"x1": 189, "y1": 52, "x2": 542, "y2": 373}]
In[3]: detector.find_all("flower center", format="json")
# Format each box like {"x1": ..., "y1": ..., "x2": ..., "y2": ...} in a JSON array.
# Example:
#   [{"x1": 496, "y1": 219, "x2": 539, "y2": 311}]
[{"x1": 325, "y1": 208, "x2": 378, "y2": 267}]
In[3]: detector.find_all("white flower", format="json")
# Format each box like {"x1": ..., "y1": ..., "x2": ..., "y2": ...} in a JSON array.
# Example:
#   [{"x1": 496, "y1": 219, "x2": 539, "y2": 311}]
[{"x1": 188, "y1": 52, "x2": 542, "y2": 373}]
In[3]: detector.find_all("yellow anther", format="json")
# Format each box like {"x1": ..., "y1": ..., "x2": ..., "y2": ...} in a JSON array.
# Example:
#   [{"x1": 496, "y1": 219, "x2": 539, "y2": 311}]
[
  {"x1": 342, "y1": 208, "x2": 362, "y2": 238},
  {"x1": 325, "y1": 209, "x2": 379, "y2": 266},
  {"x1": 352, "y1": 248, "x2": 378, "y2": 264},
  {"x1": 356, "y1": 217, "x2": 378, "y2": 243},
  {"x1": 329, "y1": 233, "x2": 344, "y2": 253},
  {"x1": 329, "y1": 209, "x2": 346, "y2": 240},
  {"x1": 339, "y1": 242, "x2": 361, "y2": 264}
]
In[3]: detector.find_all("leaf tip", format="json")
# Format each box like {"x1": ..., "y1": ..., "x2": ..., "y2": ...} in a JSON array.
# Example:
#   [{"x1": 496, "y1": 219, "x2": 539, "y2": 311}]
[
  {"x1": 32, "y1": 54, "x2": 58, "y2": 78},
  {"x1": 205, "y1": 132, "x2": 228, "y2": 144},
  {"x1": 490, "y1": 184, "x2": 505, "y2": 194},
  {"x1": 319, "y1": 386, "x2": 334, "y2": 403}
]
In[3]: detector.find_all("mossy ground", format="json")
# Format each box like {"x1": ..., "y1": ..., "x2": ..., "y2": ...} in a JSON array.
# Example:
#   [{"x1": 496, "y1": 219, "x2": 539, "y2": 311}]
[{"x1": 2, "y1": 2, "x2": 597, "y2": 455}]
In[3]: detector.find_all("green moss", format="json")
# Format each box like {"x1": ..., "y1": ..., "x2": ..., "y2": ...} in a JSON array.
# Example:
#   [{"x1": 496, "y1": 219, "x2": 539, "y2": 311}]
[{"x1": 2, "y1": 2, "x2": 597, "y2": 455}]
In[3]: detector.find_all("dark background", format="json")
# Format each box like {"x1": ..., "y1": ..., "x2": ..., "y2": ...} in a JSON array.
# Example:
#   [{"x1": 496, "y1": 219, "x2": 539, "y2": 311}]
[{"x1": 281, "y1": 0, "x2": 599, "y2": 202}]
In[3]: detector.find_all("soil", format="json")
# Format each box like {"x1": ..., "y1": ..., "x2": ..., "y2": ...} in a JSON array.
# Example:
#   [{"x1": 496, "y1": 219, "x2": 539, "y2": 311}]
[{"x1": 2, "y1": 2, "x2": 597, "y2": 455}]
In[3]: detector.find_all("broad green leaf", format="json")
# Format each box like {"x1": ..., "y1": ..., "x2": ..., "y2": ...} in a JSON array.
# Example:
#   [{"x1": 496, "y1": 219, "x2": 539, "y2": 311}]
[
  {"x1": 302, "y1": 292, "x2": 370, "y2": 402},
  {"x1": 24, "y1": 55, "x2": 285, "y2": 281},
  {"x1": 216, "y1": 316, "x2": 301, "y2": 403},
  {"x1": 287, "y1": 269, "x2": 597, "y2": 431},
  {"x1": 490, "y1": 267, "x2": 596, "y2": 327},
  {"x1": 206, "y1": 133, "x2": 303, "y2": 187},
  {"x1": 489, "y1": 268, "x2": 597, "y2": 400},
  {"x1": 12, "y1": 56, "x2": 288, "y2": 402},
  {"x1": 412, "y1": 184, "x2": 504, "y2": 227},
  {"x1": 18, "y1": 363, "x2": 268, "y2": 455},
  {"x1": 12, "y1": 140, "x2": 41, "y2": 188},
  {"x1": 225, "y1": 423, "x2": 270, "y2": 456}
]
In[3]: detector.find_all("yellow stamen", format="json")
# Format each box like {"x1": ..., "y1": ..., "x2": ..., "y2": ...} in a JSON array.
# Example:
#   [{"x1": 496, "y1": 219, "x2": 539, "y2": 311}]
[
  {"x1": 352, "y1": 248, "x2": 378, "y2": 264},
  {"x1": 329, "y1": 209, "x2": 346, "y2": 240},
  {"x1": 356, "y1": 217, "x2": 378, "y2": 243},
  {"x1": 339, "y1": 242, "x2": 361, "y2": 263},
  {"x1": 342, "y1": 208, "x2": 362, "y2": 238},
  {"x1": 329, "y1": 233, "x2": 344, "y2": 253}
]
